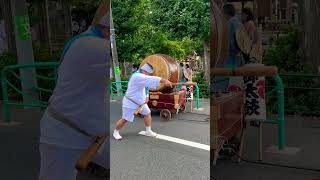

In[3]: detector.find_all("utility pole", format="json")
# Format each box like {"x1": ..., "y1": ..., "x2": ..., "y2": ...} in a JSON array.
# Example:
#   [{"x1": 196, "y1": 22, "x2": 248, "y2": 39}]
[
  {"x1": 11, "y1": 0, "x2": 38, "y2": 103},
  {"x1": 110, "y1": 3, "x2": 122, "y2": 95}
]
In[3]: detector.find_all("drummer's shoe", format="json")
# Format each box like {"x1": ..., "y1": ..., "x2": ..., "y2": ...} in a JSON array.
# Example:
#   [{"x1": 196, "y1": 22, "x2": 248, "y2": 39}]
[
  {"x1": 113, "y1": 129, "x2": 123, "y2": 140},
  {"x1": 145, "y1": 130, "x2": 157, "y2": 137}
]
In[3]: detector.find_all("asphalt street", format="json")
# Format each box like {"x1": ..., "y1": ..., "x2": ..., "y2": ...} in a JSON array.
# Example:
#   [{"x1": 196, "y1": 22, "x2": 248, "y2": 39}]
[
  {"x1": 0, "y1": 99, "x2": 210, "y2": 180},
  {"x1": 0, "y1": 106, "x2": 104, "y2": 180},
  {"x1": 110, "y1": 99, "x2": 210, "y2": 180}
]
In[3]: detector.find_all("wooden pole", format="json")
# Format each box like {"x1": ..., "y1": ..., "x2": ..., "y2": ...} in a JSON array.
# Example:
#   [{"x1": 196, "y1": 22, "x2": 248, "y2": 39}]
[{"x1": 213, "y1": 66, "x2": 278, "y2": 77}]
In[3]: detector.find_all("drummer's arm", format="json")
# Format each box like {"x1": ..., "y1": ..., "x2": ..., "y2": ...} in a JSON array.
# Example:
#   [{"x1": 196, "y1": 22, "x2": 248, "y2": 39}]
[
  {"x1": 160, "y1": 78, "x2": 172, "y2": 88},
  {"x1": 140, "y1": 76, "x2": 172, "y2": 88}
]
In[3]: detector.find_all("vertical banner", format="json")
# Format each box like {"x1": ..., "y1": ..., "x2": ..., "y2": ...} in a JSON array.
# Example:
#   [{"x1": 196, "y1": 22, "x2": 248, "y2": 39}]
[
  {"x1": 227, "y1": 76, "x2": 267, "y2": 121},
  {"x1": 244, "y1": 76, "x2": 266, "y2": 121}
]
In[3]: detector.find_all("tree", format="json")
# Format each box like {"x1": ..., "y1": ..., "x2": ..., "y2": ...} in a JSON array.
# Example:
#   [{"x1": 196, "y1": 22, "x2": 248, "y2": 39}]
[
  {"x1": 152, "y1": 0, "x2": 210, "y2": 81},
  {"x1": 297, "y1": 0, "x2": 320, "y2": 73},
  {"x1": 112, "y1": 0, "x2": 210, "y2": 81}
]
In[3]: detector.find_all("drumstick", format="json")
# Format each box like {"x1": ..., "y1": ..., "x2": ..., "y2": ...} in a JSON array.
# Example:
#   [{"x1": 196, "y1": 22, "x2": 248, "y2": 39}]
[
  {"x1": 76, "y1": 136, "x2": 107, "y2": 171},
  {"x1": 160, "y1": 82, "x2": 197, "y2": 86},
  {"x1": 134, "y1": 103, "x2": 146, "y2": 116}
]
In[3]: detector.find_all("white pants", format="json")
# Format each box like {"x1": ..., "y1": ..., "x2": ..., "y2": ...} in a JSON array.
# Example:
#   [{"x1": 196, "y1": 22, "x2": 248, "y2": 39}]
[
  {"x1": 122, "y1": 105, "x2": 151, "y2": 122},
  {"x1": 39, "y1": 141, "x2": 109, "y2": 180}
]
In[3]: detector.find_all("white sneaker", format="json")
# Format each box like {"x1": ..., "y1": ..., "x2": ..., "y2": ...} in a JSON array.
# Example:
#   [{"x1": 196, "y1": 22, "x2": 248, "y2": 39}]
[
  {"x1": 113, "y1": 130, "x2": 123, "y2": 140},
  {"x1": 145, "y1": 130, "x2": 157, "y2": 137}
]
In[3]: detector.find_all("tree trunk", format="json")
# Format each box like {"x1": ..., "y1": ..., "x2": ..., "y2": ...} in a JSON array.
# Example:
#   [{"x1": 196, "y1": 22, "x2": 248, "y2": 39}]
[
  {"x1": 62, "y1": 0, "x2": 72, "y2": 38},
  {"x1": 297, "y1": 0, "x2": 320, "y2": 73},
  {"x1": 0, "y1": 0, "x2": 16, "y2": 53},
  {"x1": 203, "y1": 40, "x2": 210, "y2": 82},
  {"x1": 37, "y1": 0, "x2": 52, "y2": 49}
]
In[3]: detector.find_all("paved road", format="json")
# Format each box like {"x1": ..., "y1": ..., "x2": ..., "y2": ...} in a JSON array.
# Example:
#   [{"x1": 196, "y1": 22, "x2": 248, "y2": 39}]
[
  {"x1": 110, "y1": 99, "x2": 210, "y2": 180},
  {"x1": 0, "y1": 107, "x2": 104, "y2": 180},
  {"x1": 0, "y1": 99, "x2": 210, "y2": 180}
]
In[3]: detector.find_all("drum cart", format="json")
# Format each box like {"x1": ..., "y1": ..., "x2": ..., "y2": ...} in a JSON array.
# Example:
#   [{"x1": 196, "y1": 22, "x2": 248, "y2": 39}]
[{"x1": 147, "y1": 90, "x2": 187, "y2": 121}]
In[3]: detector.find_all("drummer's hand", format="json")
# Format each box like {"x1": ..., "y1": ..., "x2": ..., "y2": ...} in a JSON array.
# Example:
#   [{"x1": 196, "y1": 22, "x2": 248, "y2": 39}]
[
  {"x1": 165, "y1": 80, "x2": 173, "y2": 88},
  {"x1": 160, "y1": 79, "x2": 173, "y2": 88}
]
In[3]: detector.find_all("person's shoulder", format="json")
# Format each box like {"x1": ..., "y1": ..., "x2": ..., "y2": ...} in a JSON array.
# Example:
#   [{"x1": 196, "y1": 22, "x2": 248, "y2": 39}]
[
  {"x1": 131, "y1": 72, "x2": 144, "y2": 79},
  {"x1": 72, "y1": 36, "x2": 108, "y2": 56}
]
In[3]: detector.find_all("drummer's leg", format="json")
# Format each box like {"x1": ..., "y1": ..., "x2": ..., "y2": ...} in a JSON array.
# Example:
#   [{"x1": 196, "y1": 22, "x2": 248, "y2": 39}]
[
  {"x1": 141, "y1": 106, "x2": 157, "y2": 137},
  {"x1": 113, "y1": 107, "x2": 134, "y2": 140},
  {"x1": 141, "y1": 105, "x2": 152, "y2": 127}
]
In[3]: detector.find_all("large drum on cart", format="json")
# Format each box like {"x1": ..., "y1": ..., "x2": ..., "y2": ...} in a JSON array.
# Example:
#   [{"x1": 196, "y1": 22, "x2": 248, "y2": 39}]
[{"x1": 140, "y1": 54, "x2": 181, "y2": 93}]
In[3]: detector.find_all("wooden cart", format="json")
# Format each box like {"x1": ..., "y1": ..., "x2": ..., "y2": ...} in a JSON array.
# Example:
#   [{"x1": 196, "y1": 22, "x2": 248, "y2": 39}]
[
  {"x1": 211, "y1": 92, "x2": 245, "y2": 165},
  {"x1": 148, "y1": 90, "x2": 187, "y2": 121}
]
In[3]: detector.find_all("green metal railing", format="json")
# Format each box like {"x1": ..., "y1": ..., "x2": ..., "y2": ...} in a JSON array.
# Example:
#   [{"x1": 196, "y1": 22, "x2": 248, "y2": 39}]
[
  {"x1": 1, "y1": 62, "x2": 59, "y2": 123},
  {"x1": 110, "y1": 81, "x2": 202, "y2": 109},
  {"x1": 265, "y1": 75, "x2": 285, "y2": 150},
  {"x1": 267, "y1": 73, "x2": 320, "y2": 116}
]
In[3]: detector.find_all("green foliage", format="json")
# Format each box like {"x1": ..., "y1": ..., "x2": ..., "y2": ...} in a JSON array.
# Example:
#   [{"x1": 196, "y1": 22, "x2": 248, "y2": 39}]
[
  {"x1": 263, "y1": 27, "x2": 310, "y2": 73},
  {"x1": 33, "y1": 43, "x2": 60, "y2": 62},
  {"x1": 0, "y1": 51, "x2": 17, "y2": 72},
  {"x1": 152, "y1": 0, "x2": 210, "y2": 40},
  {"x1": 112, "y1": 0, "x2": 209, "y2": 63},
  {"x1": 193, "y1": 70, "x2": 209, "y2": 98},
  {"x1": 264, "y1": 26, "x2": 320, "y2": 116}
]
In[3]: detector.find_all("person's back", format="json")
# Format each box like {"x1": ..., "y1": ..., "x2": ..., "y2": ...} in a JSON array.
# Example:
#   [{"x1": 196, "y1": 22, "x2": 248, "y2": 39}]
[
  {"x1": 39, "y1": 2, "x2": 110, "y2": 179},
  {"x1": 226, "y1": 16, "x2": 242, "y2": 66},
  {"x1": 223, "y1": 4, "x2": 243, "y2": 67},
  {"x1": 241, "y1": 8, "x2": 263, "y2": 63},
  {"x1": 41, "y1": 25, "x2": 109, "y2": 149}
]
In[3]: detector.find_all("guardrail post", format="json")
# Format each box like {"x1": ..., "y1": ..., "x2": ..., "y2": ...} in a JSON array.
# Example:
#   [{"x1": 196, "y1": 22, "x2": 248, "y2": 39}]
[
  {"x1": 2, "y1": 70, "x2": 11, "y2": 123},
  {"x1": 195, "y1": 85, "x2": 200, "y2": 109},
  {"x1": 273, "y1": 75, "x2": 285, "y2": 150}
]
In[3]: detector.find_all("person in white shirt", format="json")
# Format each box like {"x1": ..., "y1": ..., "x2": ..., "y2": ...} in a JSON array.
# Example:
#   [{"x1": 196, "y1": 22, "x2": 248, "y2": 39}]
[
  {"x1": 113, "y1": 63, "x2": 172, "y2": 140},
  {"x1": 39, "y1": 1, "x2": 110, "y2": 179}
]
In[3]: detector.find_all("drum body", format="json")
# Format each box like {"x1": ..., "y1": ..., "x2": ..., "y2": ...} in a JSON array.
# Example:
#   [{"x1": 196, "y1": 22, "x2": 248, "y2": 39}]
[
  {"x1": 140, "y1": 54, "x2": 180, "y2": 93},
  {"x1": 211, "y1": 0, "x2": 229, "y2": 69}
]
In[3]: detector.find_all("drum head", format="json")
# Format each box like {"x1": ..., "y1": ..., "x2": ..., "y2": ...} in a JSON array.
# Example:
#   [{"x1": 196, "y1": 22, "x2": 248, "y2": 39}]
[{"x1": 140, "y1": 54, "x2": 180, "y2": 92}]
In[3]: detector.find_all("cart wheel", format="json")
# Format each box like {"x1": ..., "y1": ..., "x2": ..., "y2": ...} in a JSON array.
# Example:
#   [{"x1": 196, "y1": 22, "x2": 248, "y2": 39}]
[
  {"x1": 160, "y1": 109, "x2": 171, "y2": 121},
  {"x1": 180, "y1": 105, "x2": 186, "y2": 112}
]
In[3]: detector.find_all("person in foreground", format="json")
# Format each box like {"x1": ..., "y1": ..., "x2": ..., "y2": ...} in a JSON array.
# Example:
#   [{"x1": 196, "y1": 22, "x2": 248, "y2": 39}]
[
  {"x1": 113, "y1": 63, "x2": 173, "y2": 140},
  {"x1": 39, "y1": 1, "x2": 110, "y2": 179}
]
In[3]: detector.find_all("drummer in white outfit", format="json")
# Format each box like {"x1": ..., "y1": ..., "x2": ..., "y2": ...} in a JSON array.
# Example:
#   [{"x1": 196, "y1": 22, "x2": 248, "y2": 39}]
[{"x1": 113, "y1": 63, "x2": 173, "y2": 140}]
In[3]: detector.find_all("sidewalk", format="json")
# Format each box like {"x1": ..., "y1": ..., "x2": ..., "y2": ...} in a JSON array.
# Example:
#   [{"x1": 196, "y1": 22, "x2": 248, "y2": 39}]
[{"x1": 212, "y1": 115, "x2": 320, "y2": 180}]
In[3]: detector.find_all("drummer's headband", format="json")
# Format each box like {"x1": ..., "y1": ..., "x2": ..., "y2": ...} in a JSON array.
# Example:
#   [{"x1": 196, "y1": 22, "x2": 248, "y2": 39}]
[{"x1": 140, "y1": 63, "x2": 154, "y2": 74}]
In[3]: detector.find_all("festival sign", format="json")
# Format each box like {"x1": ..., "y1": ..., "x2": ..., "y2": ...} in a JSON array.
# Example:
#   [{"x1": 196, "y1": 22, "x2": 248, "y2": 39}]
[{"x1": 228, "y1": 74, "x2": 266, "y2": 122}]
